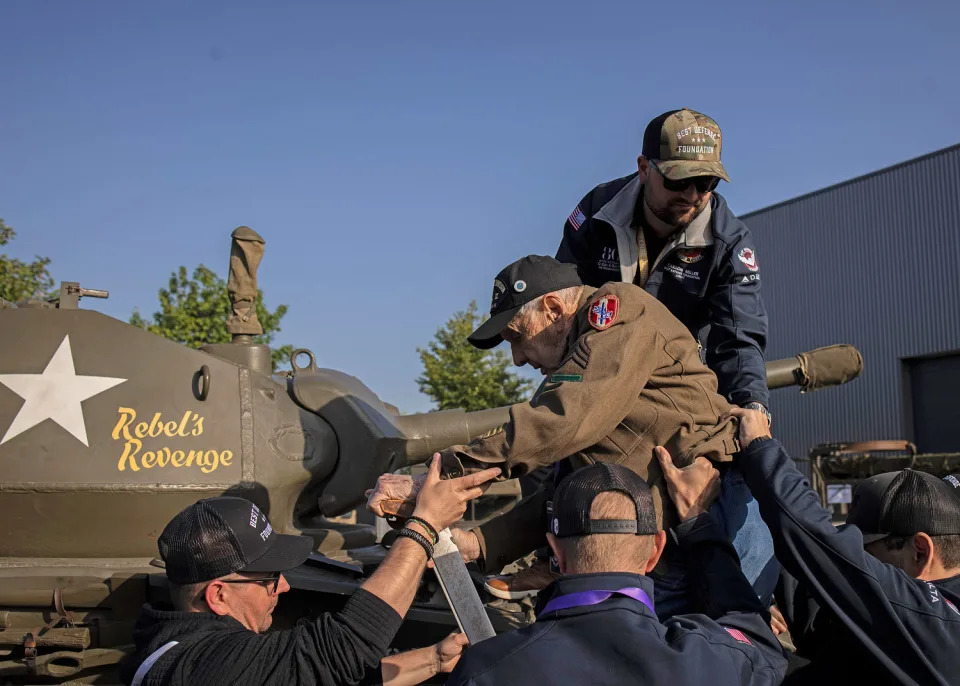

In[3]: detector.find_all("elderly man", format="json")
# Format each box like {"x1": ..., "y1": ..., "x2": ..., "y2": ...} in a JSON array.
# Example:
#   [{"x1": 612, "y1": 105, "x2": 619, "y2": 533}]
[
  {"x1": 121, "y1": 456, "x2": 500, "y2": 686},
  {"x1": 713, "y1": 408, "x2": 960, "y2": 685},
  {"x1": 447, "y1": 458, "x2": 787, "y2": 685},
  {"x1": 369, "y1": 255, "x2": 772, "y2": 614}
]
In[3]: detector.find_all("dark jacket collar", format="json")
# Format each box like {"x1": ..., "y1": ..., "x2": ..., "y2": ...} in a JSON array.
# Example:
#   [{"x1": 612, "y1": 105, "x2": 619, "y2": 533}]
[
  {"x1": 534, "y1": 571, "x2": 656, "y2": 617},
  {"x1": 934, "y1": 572, "x2": 960, "y2": 595}
]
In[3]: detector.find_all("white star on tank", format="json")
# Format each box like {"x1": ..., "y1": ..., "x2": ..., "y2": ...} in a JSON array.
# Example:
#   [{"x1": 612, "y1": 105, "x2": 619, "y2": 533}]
[{"x1": 0, "y1": 335, "x2": 126, "y2": 446}]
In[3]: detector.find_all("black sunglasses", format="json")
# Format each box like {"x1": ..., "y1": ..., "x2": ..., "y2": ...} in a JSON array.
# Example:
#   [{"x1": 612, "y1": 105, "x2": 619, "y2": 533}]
[
  {"x1": 219, "y1": 572, "x2": 282, "y2": 593},
  {"x1": 649, "y1": 160, "x2": 720, "y2": 194}
]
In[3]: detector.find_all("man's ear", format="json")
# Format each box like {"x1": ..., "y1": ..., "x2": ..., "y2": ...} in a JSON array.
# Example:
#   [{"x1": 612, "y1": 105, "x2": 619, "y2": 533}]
[
  {"x1": 546, "y1": 532, "x2": 567, "y2": 574},
  {"x1": 541, "y1": 293, "x2": 565, "y2": 321},
  {"x1": 643, "y1": 530, "x2": 668, "y2": 574},
  {"x1": 637, "y1": 155, "x2": 650, "y2": 183},
  {"x1": 203, "y1": 580, "x2": 231, "y2": 616},
  {"x1": 913, "y1": 532, "x2": 936, "y2": 578}
]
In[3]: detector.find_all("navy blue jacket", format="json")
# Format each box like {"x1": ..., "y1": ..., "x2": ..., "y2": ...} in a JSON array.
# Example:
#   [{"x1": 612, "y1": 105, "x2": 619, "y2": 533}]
[
  {"x1": 447, "y1": 513, "x2": 787, "y2": 686},
  {"x1": 556, "y1": 174, "x2": 769, "y2": 408},
  {"x1": 739, "y1": 438, "x2": 960, "y2": 685}
]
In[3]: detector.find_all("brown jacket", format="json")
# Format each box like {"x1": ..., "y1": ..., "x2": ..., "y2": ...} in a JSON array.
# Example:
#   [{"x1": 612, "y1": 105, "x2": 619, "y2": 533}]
[{"x1": 440, "y1": 282, "x2": 739, "y2": 571}]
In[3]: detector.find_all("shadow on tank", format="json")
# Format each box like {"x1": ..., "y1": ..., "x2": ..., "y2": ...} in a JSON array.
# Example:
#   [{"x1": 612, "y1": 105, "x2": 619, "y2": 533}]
[{"x1": 0, "y1": 228, "x2": 864, "y2": 682}]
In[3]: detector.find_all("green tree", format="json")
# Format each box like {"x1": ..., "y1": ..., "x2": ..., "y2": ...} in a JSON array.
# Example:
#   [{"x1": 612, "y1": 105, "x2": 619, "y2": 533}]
[
  {"x1": 417, "y1": 301, "x2": 534, "y2": 411},
  {"x1": 130, "y1": 265, "x2": 293, "y2": 371},
  {"x1": 0, "y1": 219, "x2": 55, "y2": 303}
]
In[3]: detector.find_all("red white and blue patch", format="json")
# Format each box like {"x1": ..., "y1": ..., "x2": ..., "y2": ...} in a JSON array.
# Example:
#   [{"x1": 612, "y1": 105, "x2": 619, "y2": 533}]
[
  {"x1": 588, "y1": 294, "x2": 619, "y2": 330},
  {"x1": 725, "y1": 628, "x2": 752, "y2": 645},
  {"x1": 568, "y1": 205, "x2": 587, "y2": 231}
]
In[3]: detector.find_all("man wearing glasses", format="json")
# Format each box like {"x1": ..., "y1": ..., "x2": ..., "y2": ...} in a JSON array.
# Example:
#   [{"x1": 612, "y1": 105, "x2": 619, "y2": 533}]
[
  {"x1": 481, "y1": 109, "x2": 777, "y2": 608},
  {"x1": 121, "y1": 456, "x2": 500, "y2": 686}
]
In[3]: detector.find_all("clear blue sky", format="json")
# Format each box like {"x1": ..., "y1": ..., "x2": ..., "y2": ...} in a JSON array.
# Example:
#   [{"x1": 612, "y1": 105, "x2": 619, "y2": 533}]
[{"x1": 3, "y1": 0, "x2": 958, "y2": 412}]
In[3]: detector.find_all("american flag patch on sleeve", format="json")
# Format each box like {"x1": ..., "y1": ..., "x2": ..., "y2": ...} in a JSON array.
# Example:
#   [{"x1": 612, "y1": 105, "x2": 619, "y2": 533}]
[
  {"x1": 725, "y1": 628, "x2": 752, "y2": 645},
  {"x1": 567, "y1": 205, "x2": 587, "y2": 230}
]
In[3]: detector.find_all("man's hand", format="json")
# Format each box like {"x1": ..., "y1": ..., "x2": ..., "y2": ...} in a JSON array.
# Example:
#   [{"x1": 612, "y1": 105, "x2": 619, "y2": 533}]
[
  {"x1": 412, "y1": 455, "x2": 501, "y2": 531},
  {"x1": 721, "y1": 406, "x2": 772, "y2": 449},
  {"x1": 654, "y1": 446, "x2": 720, "y2": 522},
  {"x1": 434, "y1": 632, "x2": 469, "y2": 673},
  {"x1": 449, "y1": 527, "x2": 482, "y2": 563},
  {"x1": 366, "y1": 471, "x2": 427, "y2": 518},
  {"x1": 769, "y1": 604, "x2": 788, "y2": 635}
]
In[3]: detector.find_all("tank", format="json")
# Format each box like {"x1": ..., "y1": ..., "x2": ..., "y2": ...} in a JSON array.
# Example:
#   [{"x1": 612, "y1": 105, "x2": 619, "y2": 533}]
[{"x1": 0, "y1": 228, "x2": 863, "y2": 683}]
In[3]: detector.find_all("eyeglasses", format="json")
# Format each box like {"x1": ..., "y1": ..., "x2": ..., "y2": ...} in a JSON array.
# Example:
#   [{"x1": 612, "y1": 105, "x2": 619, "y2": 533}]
[
  {"x1": 649, "y1": 160, "x2": 720, "y2": 194},
  {"x1": 218, "y1": 572, "x2": 282, "y2": 594}
]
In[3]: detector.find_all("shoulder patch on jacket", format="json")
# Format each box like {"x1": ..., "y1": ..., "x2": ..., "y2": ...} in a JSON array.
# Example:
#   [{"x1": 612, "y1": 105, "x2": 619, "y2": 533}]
[
  {"x1": 548, "y1": 373, "x2": 583, "y2": 383},
  {"x1": 725, "y1": 627, "x2": 752, "y2": 645},
  {"x1": 588, "y1": 294, "x2": 619, "y2": 330},
  {"x1": 567, "y1": 205, "x2": 586, "y2": 230},
  {"x1": 737, "y1": 247, "x2": 758, "y2": 272}
]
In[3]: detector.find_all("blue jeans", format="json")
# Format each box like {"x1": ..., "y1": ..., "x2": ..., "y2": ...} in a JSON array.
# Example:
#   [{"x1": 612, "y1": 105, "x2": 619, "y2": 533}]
[{"x1": 652, "y1": 466, "x2": 778, "y2": 619}]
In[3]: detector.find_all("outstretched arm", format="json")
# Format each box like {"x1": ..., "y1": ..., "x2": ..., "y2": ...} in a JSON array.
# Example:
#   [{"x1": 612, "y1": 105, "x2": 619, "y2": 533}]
[{"x1": 378, "y1": 633, "x2": 469, "y2": 686}]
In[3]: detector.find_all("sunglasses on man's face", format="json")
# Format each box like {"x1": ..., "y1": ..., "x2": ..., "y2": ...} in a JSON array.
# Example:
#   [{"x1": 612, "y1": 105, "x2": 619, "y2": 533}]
[
  {"x1": 219, "y1": 572, "x2": 282, "y2": 594},
  {"x1": 649, "y1": 160, "x2": 720, "y2": 194}
]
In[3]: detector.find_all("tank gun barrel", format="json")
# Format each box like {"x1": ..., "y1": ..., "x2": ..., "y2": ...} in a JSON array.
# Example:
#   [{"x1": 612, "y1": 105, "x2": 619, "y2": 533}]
[
  {"x1": 766, "y1": 344, "x2": 863, "y2": 392},
  {"x1": 395, "y1": 406, "x2": 511, "y2": 461},
  {"x1": 391, "y1": 345, "x2": 864, "y2": 472}
]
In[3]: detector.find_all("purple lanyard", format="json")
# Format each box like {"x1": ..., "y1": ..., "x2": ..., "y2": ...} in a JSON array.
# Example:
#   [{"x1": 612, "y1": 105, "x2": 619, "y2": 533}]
[{"x1": 539, "y1": 587, "x2": 655, "y2": 617}]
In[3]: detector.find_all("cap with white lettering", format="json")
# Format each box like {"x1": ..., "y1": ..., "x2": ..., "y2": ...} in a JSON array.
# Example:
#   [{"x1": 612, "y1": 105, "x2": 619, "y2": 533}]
[
  {"x1": 158, "y1": 496, "x2": 313, "y2": 584},
  {"x1": 642, "y1": 108, "x2": 730, "y2": 182}
]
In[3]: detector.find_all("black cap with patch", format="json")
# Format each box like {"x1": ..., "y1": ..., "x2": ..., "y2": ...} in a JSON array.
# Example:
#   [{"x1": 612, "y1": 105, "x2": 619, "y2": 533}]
[
  {"x1": 847, "y1": 470, "x2": 960, "y2": 545},
  {"x1": 551, "y1": 463, "x2": 658, "y2": 538},
  {"x1": 468, "y1": 255, "x2": 582, "y2": 350},
  {"x1": 158, "y1": 496, "x2": 313, "y2": 584}
]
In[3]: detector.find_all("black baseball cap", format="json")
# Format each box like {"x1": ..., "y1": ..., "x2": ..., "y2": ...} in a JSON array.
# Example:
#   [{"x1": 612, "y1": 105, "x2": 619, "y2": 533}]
[
  {"x1": 158, "y1": 497, "x2": 313, "y2": 584},
  {"x1": 551, "y1": 463, "x2": 658, "y2": 538},
  {"x1": 847, "y1": 470, "x2": 960, "y2": 545},
  {"x1": 468, "y1": 255, "x2": 582, "y2": 350}
]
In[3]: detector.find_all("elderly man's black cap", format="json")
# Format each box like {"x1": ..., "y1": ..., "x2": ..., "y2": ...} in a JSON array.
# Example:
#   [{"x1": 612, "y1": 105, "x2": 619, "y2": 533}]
[
  {"x1": 468, "y1": 255, "x2": 582, "y2": 350},
  {"x1": 550, "y1": 463, "x2": 658, "y2": 538},
  {"x1": 158, "y1": 496, "x2": 313, "y2": 584},
  {"x1": 847, "y1": 469, "x2": 960, "y2": 545}
]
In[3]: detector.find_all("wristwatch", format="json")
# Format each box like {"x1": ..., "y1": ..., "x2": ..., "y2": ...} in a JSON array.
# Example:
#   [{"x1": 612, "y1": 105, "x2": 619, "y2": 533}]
[{"x1": 743, "y1": 402, "x2": 772, "y2": 428}]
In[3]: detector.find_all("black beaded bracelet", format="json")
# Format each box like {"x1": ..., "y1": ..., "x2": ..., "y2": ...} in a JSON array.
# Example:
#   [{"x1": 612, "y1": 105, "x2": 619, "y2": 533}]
[
  {"x1": 406, "y1": 516, "x2": 439, "y2": 544},
  {"x1": 397, "y1": 527, "x2": 434, "y2": 559}
]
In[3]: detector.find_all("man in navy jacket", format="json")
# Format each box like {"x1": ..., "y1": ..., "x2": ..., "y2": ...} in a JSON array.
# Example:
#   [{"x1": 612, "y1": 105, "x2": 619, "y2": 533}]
[
  {"x1": 556, "y1": 109, "x2": 768, "y2": 416},
  {"x1": 717, "y1": 408, "x2": 960, "y2": 685},
  {"x1": 447, "y1": 456, "x2": 787, "y2": 686}
]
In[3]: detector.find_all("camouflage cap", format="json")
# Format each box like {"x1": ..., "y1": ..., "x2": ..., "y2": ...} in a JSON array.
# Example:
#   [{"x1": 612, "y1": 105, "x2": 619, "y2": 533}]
[{"x1": 641, "y1": 108, "x2": 730, "y2": 182}]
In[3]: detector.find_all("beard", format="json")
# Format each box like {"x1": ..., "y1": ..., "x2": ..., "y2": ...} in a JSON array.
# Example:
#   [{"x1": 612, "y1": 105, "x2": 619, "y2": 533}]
[{"x1": 646, "y1": 189, "x2": 710, "y2": 230}]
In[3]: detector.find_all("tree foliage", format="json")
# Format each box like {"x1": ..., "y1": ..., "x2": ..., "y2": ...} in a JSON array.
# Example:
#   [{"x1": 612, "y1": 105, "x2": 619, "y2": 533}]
[
  {"x1": 417, "y1": 301, "x2": 534, "y2": 411},
  {"x1": 130, "y1": 265, "x2": 293, "y2": 371},
  {"x1": 0, "y1": 219, "x2": 55, "y2": 303}
]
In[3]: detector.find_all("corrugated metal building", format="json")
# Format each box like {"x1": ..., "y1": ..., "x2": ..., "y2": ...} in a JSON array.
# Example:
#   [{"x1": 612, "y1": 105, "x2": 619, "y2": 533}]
[{"x1": 744, "y1": 144, "x2": 960, "y2": 464}]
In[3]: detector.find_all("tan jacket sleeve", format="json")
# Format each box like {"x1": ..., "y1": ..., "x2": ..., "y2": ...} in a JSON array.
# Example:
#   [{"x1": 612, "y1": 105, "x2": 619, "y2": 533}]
[{"x1": 440, "y1": 292, "x2": 663, "y2": 479}]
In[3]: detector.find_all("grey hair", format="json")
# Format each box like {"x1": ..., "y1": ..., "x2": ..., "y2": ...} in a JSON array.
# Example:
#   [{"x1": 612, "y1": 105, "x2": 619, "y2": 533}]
[{"x1": 515, "y1": 286, "x2": 583, "y2": 319}]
